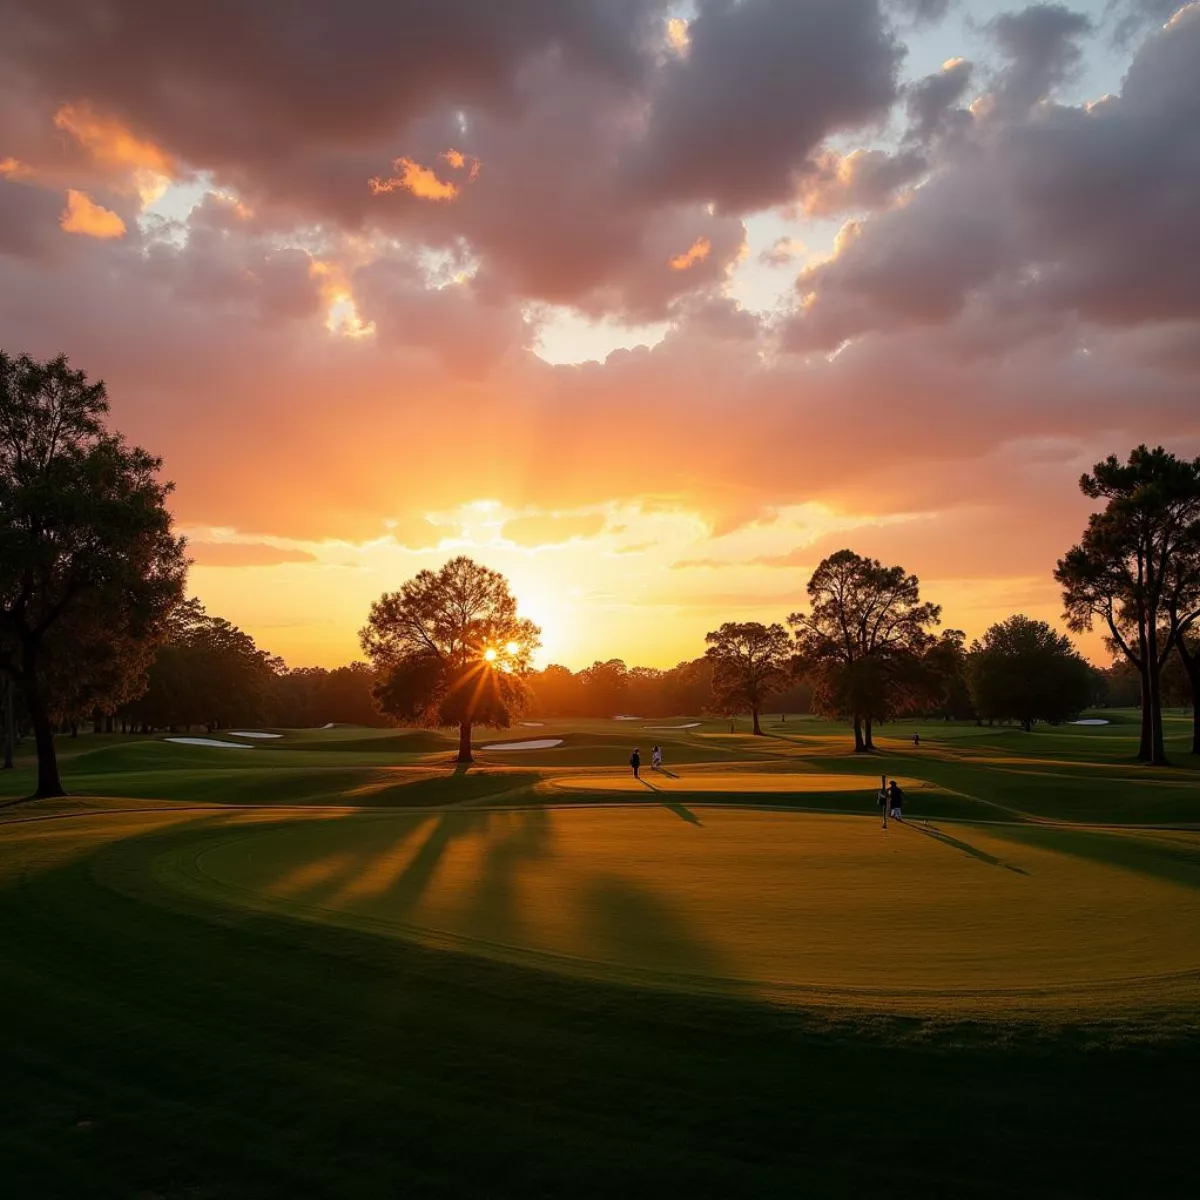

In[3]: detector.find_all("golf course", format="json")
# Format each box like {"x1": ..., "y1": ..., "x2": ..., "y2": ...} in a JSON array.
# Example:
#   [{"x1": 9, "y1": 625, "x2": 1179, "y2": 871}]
[{"x1": 2, "y1": 714, "x2": 1199, "y2": 1197}]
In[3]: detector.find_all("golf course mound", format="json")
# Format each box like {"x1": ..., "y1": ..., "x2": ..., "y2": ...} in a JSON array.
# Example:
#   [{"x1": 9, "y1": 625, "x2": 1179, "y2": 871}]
[{"x1": 157, "y1": 806, "x2": 1200, "y2": 1016}]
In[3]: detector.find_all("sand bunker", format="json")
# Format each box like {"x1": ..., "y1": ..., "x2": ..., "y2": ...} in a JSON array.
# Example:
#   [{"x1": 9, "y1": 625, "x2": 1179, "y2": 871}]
[
  {"x1": 520, "y1": 722, "x2": 545, "y2": 727},
  {"x1": 1071, "y1": 719, "x2": 1110, "y2": 726},
  {"x1": 230, "y1": 731, "x2": 282, "y2": 739},
  {"x1": 613, "y1": 715, "x2": 641, "y2": 721},
  {"x1": 483, "y1": 739, "x2": 564, "y2": 751},
  {"x1": 643, "y1": 723, "x2": 702, "y2": 730},
  {"x1": 165, "y1": 737, "x2": 253, "y2": 750}
]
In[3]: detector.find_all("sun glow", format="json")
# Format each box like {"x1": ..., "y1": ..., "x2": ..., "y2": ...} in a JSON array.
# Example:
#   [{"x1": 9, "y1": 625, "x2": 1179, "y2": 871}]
[
  {"x1": 484, "y1": 648, "x2": 498, "y2": 662},
  {"x1": 505, "y1": 641, "x2": 519, "y2": 655}
]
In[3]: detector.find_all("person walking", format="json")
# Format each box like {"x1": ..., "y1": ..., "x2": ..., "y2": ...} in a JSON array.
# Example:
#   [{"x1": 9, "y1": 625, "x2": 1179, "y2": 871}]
[
  {"x1": 888, "y1": 779, "x2": 905, "y2": 822},
  {"x1": 630, "y1": 748, "x2": 641, "y2": 779},
  {"x1": 878, "y1": 773, "x2": 889, "y2": 829},
  {"x1": 913, "y1": 732, "x2": 920, "y2": 748},
  {"x1": 652, "y1": 745, "x2": 662, "y2": 771}
]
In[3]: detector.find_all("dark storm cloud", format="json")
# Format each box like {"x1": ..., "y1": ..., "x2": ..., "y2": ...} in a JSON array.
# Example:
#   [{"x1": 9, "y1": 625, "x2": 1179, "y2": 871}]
[{"x1": 625, "y1": 0, "x2": 905, "y2": 212}]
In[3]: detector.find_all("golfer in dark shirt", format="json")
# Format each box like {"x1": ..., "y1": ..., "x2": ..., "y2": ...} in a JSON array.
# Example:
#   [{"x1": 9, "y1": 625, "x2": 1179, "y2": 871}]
[
  {"x1": 888, "y1": 780, "x2": 904, "y2": 821},
  {"x1": 630, "y1": 749, "x2": 641, "y2": 779}
]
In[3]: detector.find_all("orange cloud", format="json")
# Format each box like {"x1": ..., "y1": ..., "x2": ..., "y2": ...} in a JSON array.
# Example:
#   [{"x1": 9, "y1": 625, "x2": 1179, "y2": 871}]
[
  {"x1": 503, "y1": 512, "x2": 607, "y2": 546},
  {"x1": 668, "y1": 236, "x2": 711, "y2": 270},
  {"x1": 53, "y1": 102, "x2": 174, "y2": 204},
  {"x1": 0, "y1": 156, "x2": 36, "y2": 181},
  {"x1": 60, "y1": 190, "x2": 126, "y2": 238},
  {"x1": 441, "y1": 148, "x2": 481, "y2": 179},
  {"x1": 189, "y1": 541, "x2": 317, "y2": 567},
  {"x1": 666, "y1": 17, "x2": 691, "y2": 55},
  {"x1": 369, "y1": 156, "x2": 461, "y2": 201}
]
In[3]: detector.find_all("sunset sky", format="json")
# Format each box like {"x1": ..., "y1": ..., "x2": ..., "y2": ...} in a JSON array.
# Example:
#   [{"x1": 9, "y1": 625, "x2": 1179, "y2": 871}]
[{"x1": 2, "y1": 0, "x2": 1198, "y2": 669}]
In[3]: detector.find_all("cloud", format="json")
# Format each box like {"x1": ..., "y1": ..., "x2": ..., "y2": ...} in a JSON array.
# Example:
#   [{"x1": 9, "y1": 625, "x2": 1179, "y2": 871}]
[
  {"x1": 797, "y1": 147, "x2": 926, "y2": 217},
  {"x1": 60, "y1": 189, "x2": 126, "y2": 238},
  {"x1": 369, "y1": 156, "x2": 462, "y2": 201},
  {"x1": 189, "y1": 541, "x2": 318, "y2": 568},
  {"x1": 502, "y1": 512, "x2": 608, "y2": 546},
  {"x1": 668, "y1": 236, "x2": 711, "y2": 270},
  {"x1": 626, "y1": 0, "x2": 903, "y2": 212},
  {"x1": 788, "y1": 4, "x2": 1200, "y2": 349}
]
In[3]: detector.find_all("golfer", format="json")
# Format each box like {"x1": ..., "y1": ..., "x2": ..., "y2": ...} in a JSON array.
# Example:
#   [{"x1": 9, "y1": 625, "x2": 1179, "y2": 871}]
[
  {"x1": 652, "y1": 745, "x2": 662, "y2": 771},
  {"x1": 888, "y1": 779, "x2": 905, "y2": 821},
  {"x1": 630, "y1": 748, "x2": 641, "y2": 779}
]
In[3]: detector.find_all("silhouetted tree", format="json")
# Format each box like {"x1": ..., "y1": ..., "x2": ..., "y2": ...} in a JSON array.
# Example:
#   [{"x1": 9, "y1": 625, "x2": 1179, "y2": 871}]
[
  {"x1": 1167, "y1": 631, "x2": 1200, "y2": 755},
  {"x1": 922, "y1": 629, "x2": 975, "y2": 720},
  {"x1": 791, "y1": 550, "x2": 940, "y2": 751},
  {"x1": 967, "y1": 615, "x2": 1092, "y2": 732},
  {"x1": 1056, "y1": 446, "x2": 1200, "y2": 765},
  {"x1": 704, "y1": 622, "x2": 792, "y2": 735},
  {"x1": 0, "y1": 352, "x2": 186, "y2": 797},
  {"x1": 359, "y1": 556, "x2": 540, "y2": 764}
]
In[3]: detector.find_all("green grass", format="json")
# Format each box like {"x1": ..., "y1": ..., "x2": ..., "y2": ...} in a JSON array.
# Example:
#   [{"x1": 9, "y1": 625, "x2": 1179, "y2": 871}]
[{"x1": 2, "y1": 713, "x2": 1199, "y2": 1196}]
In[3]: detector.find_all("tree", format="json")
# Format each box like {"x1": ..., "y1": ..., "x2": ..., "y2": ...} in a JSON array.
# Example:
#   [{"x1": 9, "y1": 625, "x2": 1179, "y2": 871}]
[
  {"x1": 790, "y1": 550, "x2": 940, "y2": 751},
  {"x1": 0, "y1": 352, "x2": 187, "y2": 797},
  {"x1": 922, "y1": 629, "x2": 975, "y2": 721},
  {"x1": 966, "y1": 616, "x2": 1092, "y2": 732},
  {"x1": 1056, "y1": 446, "x2": 1200, "y2": 765},
  {"x1": 359, "y1": 556, "x2": 540, "y2": 764},
  {"x1": 704, "y1": 622, "x2": 792, "y2": 735},
  {"x1": 1168, "y1": 632, "x2": 1200, "y2": 755}
]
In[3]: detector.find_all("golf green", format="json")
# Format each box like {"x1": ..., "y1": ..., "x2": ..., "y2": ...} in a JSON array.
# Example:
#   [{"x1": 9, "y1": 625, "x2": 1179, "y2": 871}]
[{"x1": 143, "y1": 805, "x2": 1200, "y2": 1014}]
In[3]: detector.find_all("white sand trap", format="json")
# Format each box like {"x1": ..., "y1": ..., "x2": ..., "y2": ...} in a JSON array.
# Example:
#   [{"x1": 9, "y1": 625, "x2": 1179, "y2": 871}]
[
  {"x1": 643, "y1": 722, "x2": 702, "y2": 730},
  {"x1": 483, "y1": 738, "x2": 564, "y2": 751},
  {"x1": 165, "y1": 737, "x2": 253, "y2": 750},
  {"x1": 552, "y1": 771, "x2": 916, "y2": 795},
  {"x1": 320, "y1": 723, "x2": 336, "y2": 729},
  {"x1": 613, "y1": 715, "x2": 641, "y2": 721},
  {"x1": 230, "y1": 731, "x2": 282, "y2": 739},
  {"x1": 520, "y1": 722, "x2": 545, "y2": 727},
  {"x1": 1071, "y1": 719, "x2": 1110, "y2": 726}
]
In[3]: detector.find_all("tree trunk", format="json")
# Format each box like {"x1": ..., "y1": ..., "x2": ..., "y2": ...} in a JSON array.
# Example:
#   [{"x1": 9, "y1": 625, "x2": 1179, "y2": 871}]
[
  {"x1": 863, "y1": 716, "x2": 875, "y2": 751},
  {"x1": 852, "y1": 715, "x2": 866, "y2": 753},
  {"x1": 1177, "y1": 642, "x2": 1200, "y2": 756},
  {"x1": 1021, "y1": 716, "x2": 1032, "y2": 733},
  {"x1": 751, "y1": 706, "x2": 762, "y2": 736},
  {"x1": 1137, "y1": 667, "x2": 1152, "y2": 762},
  {"x1": 26, "y1": 682, "x2": 65, "y2": 799},
  {"x1": 1146, "y1": 623, "x2": 1169, "y2": 766},
  {"x1": 2, "y1": 675, "x2": 14, "y2": 771},
  {"x1": 457, "y1": 721, "x2": 473, "y2": 765}
]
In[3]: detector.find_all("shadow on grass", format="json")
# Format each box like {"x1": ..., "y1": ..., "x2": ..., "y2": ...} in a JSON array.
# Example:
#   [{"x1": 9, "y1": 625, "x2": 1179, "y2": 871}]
[
  {"x1": 637, "y1": 777, "x2": 703, "y2": 825},
  {"x1": 984, "y1": 824, "x2": 1200, "y2": 892},
  {"x1": 904, "y1": 821, "x2": 1029, "y2": 875}
]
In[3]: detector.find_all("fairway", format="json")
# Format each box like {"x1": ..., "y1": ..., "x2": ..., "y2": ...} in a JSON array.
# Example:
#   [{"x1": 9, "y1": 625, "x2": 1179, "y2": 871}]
[
  {"x1": 548, "y1": 769, "x2": 918, "y2": 794},
  {"x1": 144, "y1": 805, "x2": 1200, "y2": 1014}
]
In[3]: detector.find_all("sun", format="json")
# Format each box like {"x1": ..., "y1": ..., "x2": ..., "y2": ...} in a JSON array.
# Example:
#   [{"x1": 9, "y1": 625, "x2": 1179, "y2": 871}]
[
  {"x1": 483, "y1": 648, "x2": 498, "y2": 662},
  {"x1": 505, "y1": 641, "x2": 519, "y2": 655}
]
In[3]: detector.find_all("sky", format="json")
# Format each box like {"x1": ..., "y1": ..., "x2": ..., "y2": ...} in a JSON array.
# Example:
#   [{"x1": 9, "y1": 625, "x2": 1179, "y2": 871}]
[{"x1": 2, "y1": 0, "x2": 1198, "y2": 670}]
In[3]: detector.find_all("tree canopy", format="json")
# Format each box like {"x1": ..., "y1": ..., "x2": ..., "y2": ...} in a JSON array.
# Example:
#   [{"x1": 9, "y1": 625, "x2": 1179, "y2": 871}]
[
  {"x1": 0, "y1": 352, "x2": 186, "y2": 796},
  {"x1": 1056, "y1": 445, "x2": 1200, "y2": 764},
  {"x1": 790, "y1": 550, "x2": 940, "y2": 751},
  {"x1": 967, "y1": 615, "x2": 1092, "y2": 732},
  {"x1": 704, "y1": 622, "x2": 793, "y2": 735},
  {"x1": 359, "y1": 556, "x2": 540, "y2": 763}
]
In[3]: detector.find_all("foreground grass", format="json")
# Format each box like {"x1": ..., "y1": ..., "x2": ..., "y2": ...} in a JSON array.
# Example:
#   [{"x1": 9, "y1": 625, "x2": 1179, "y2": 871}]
[
  {"x1": 2, "y1": 804, "x2": 1198, "y2": 1198},
  {"x1": 1, "y1": 715, "x2": 1199, "y2": 1196}
]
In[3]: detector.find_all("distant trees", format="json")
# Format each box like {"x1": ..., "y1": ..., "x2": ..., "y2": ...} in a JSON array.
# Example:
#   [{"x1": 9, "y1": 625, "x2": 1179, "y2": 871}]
[
  {"x1": 0, "y1": 352, "x2": 186, "y2": 797},
  {"x1": 922, "y1": 629, "x2": 975, "y2": 721},
  {"x1": 360, "y1": 556, "x2": 540, "y2": 764},
  {"x1": 1057, "y1": 446, "x2": 1200, "y2": 765},
  {"x1": 791, "y1": 550, "x2": 940, "y2": 751},
  {"x1": 1168, "y1": 632, "x2": 1200, "y2": 755},
  {"x1": 704, "y1": 622, "x2": 792, "y2": 735},
  {"x1": 966, "y1": 616, "x2": 1092, "y2": 731}
]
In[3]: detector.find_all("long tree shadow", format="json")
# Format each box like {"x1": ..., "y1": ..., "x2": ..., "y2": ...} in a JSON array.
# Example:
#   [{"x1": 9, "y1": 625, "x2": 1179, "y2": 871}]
[
  {"x1": 577, "y1": 873, "x2": 735, "y2": 989},
  {"x1": 463, "y1": 806, "x2": 555, "y2": 946},
  {"x1": 638, "y1": 777, "x2": 702, "y2": 825},
  {"x1": 904, "y1": 821, "x2": 1029, "y2": 875}
]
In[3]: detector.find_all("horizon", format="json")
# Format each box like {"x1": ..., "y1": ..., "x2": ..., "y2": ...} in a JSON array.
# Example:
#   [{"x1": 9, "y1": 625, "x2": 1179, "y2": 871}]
[{"x1": 4, "y1": 1, "x2": 1198, "y2": 670}]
